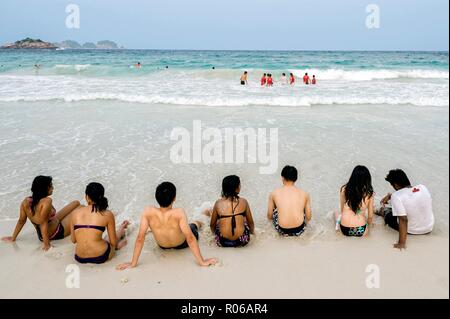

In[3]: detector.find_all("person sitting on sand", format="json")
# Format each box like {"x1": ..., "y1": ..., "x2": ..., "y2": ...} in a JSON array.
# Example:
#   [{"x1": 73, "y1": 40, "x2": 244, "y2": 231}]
[
  {"x1": 205, "y1": 175, "x2": 255, "y2": 247},
  {"x1": 376, "y1": 169, "x2": 434, "y2": 250},
  {"x1": 70, "y1": 182, "x2": 129, "y2": 264},
  {"x1": 312, "y1": 75, "x2": 317, "y2": 85},
  {"x1": 240, "y1": 71, "x2": 248, "y2": 85},
  {"x1": 335, "y1": 166, "x2": 374, "y2": 237},
  {"x1": 267, "y1": 166, "x2": 312, "y2": 236},
  {"x1": 261, "y1": 73, "x2": 267, "y2": 86},
  {"x1": 1, "y1": 176, "x2": 80, "y2": 251},
  {"x1": 116, "y1": 182, "x2": 216, "y2": 269}
]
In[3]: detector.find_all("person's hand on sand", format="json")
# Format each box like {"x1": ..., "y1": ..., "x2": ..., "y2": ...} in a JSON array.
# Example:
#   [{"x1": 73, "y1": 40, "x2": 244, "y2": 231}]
[
  {"x1": 199, "y1": 258, "x2": 217, "y2": 267},
  {"x1": 42, "y1": 243, "x2": 52, "y2": 251},
  {"x1": 116, "y1": 262, "x2": 135, "y2": 271},
  {"x1": 393, "y1": 242, "x2": 406, "y2": 250},
  {"x1": 1, "y1": 236, "x2": 14, "y2": 242}
]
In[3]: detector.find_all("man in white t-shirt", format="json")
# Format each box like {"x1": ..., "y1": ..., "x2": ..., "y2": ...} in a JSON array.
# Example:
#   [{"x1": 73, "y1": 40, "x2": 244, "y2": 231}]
[{"x1": 377, "y1": 169, "x2": 434, "y2": 250}]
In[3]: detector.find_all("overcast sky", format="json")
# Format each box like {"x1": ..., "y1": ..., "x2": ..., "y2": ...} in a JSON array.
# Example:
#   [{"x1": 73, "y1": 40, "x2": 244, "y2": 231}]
[{"x1": 0, "y1": 0, "x2": 448, "y2": 50}]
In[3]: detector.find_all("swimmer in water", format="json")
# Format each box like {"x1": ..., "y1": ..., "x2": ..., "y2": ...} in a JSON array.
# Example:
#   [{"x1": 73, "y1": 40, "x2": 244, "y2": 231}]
[
  {"x1": 266, "y1": 74, "x2": 274, "y2": 86},
  {"x1": 290, "y1": 73, "x2": 295, "y2": 85},
  {"x1": 134, "y1": 62, "x2": 141, "y2": 69},
  {"x1": 240, "y1": 71, "x2": 248, "y2": 85},
  {"x1": 312, "y1": 75, "x2": 317, "y2": 85},
  {"x1": 261, "y1": 73, "x2": 267, "y2": 86},
  {"x1": 280, "y1": 73, "x2": 288, "y2": 85},
  {"x1": 303, "y1": 73, "x2": 310, "y2": 85}
]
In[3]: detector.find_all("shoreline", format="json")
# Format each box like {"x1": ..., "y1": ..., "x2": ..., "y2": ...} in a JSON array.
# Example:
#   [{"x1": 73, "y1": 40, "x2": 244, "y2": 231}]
[{"x1": 0, "y1": 101, "x2": 448, "y2": 298}]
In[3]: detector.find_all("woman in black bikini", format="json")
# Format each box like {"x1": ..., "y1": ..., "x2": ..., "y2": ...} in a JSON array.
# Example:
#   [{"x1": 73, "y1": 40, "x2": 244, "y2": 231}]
[
  {"x1": 1, "y1": 176, "x2": 80, "y2": 251},
  {"x1": 207, "y1": 175, "x2": 255, "y2": 247},
  {"x1": 70, "y1": 182, "x2": 129, "y2": 264}
]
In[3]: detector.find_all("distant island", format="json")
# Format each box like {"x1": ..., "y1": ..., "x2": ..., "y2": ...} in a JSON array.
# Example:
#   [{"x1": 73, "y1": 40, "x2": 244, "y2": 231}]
[
  {"x1": 1, "y1": 38, "x2": 124, "y2": 50},
  {"x1": 1, "y1": 38, "x2": 58, "y2": 49}
]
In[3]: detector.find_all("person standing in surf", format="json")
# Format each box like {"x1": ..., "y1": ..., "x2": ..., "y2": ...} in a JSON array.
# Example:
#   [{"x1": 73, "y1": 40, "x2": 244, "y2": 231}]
[{"x1": 240, "y1": 71, "x2": 248, "y2": 85}]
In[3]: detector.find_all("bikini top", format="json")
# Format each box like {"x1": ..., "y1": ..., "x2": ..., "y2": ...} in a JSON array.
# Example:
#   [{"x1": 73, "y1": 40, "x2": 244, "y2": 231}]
[
  {"x1": 218, "y1": 199, "x2": 246, "y2": 236},
  {"x1": 74, "y1": 225, "x2": 106, "y2": 232}
]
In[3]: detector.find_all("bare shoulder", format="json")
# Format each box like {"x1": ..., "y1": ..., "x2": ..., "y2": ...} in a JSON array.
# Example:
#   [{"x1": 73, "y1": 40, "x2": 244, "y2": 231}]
[
  {"x1": 172, "y1": 207, "x2": 186, "y2": 217},
  {"x1": 40, "y1": 197, "x2": 52, "y2": 205},
  {"x1": 104, "y1": 210, "x2": 115, "y2": 220},
  {"x1": 143, "y1": 206, "x2": 157, "y2": 217},
  {"x1": 239, "y1": 197, "x2": 249, "y2": 206}
]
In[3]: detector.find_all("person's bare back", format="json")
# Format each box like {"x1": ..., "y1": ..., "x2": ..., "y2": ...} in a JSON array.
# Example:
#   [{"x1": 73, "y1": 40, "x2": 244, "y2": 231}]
[
  {"x1": 267, "y1": 166, "x2": 312, "y2": 236},
  {"x1": 145, "y1": 206, "x2": 190, "y2": 248},
  {"x1": 270, "y1": 185, "x2": 310, "y2": 228}
]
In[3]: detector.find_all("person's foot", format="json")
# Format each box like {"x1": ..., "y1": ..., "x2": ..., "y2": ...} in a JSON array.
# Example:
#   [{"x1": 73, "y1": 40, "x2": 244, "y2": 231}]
[
  {"x1": 375, "y1": 208, "x2": 386, "y2": 218},
  {"x1": 193, "y1": 221, "x2": 204, "y2": 230},
  {"x1": 117, "y1": 239, "x2": 128, "y2": 250},
  {"x1": 202, "y1": 208, "x2": 212, "y2": 217}
]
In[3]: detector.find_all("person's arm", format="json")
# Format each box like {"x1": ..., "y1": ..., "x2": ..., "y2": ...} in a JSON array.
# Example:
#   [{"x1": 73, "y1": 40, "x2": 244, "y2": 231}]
[
  {"x1": 179, "y1": 210, "x2": 216, "y2": 267},
  {"x1": 210, "y1": 202, "x2": 219, "y2": 233},
  {"x1": 394, "y1": 216, "x2": 408, "y2": 249},
  {"x1": 380, "y1": 193, "x2": 392, "y2": 207},
  {"x1": 2, "y1": 201, "x2": 28, "y2": 242},
  {"x1": 70, "y1": 213, "x2": 76, "y2": 244},
  {"x1": 339, "y1": 188, "x2": 345, "y2": 213},
  {"x1": 305, "y1": 193, "x2": 312, "y2": 222},
  {"x1": 116, "y1": 210, "x2": 150, "y2": 270},
  {"x1": 267, "y1": 192, "x2": 276, "y2": 220},
  {"x1": 106, "y1": 212, "x2": 118, "y2": 250},
  {"x1": 367, "y1": 196, "x2": 374, "y2": 226},
  {"x1": 244, "y1": 200, "x2": 255, "y2": 234}
]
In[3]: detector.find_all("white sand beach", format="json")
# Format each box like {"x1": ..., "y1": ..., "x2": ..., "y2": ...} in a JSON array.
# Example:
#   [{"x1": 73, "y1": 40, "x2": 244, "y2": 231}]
[{"x1": 0, "y1": 101, "x2": 448, "y2": 299}]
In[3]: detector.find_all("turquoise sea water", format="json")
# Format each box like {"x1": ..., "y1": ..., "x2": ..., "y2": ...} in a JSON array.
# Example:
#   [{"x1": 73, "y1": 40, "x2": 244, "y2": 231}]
[{"x1": 0, "y1": 50, "x2": 448, "y2": 106}]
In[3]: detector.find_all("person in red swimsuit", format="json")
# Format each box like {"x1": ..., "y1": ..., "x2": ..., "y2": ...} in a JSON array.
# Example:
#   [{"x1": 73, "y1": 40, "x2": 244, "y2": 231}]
[
  {"x1": 290, "y1": 73, "x2": 295, "y2": 85},
  {"x1": 261, "y1": 73, "x2": 267, "y2": 86},
  {"x1": 303, "y1": 73, "x2": 310, "y2": 85},
  {"x1": 267, "y1": 74, "x2": 274, "y2": 86},
  {"x1": 312, "y1": 75, "x2": 317, "y2": 85}
]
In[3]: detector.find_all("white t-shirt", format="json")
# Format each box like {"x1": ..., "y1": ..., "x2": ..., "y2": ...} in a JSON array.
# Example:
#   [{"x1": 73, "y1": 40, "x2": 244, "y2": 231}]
[{"x1": 391, "y1": 184, "x2": 434, "y2": 235}]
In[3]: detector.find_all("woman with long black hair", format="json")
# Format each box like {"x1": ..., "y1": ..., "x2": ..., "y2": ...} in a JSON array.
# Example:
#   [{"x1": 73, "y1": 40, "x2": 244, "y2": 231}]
[
  {"x1": 1, "y1": 176, "x2": 80, "y2": 250},
  {"x1": 335, "y1": 166, "x2": 374, "y2": 237},
  {"x1": 206, "y1": 175, "x2": 255, "y2": 247}
]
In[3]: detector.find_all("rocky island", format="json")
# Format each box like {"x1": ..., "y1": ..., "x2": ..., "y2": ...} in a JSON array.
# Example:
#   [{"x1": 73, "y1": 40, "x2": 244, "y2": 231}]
[
  {"x1": 1, "y1": 38, "x2": 123, "y2": 50},
  {"x1": 1, "y1": 38, "x2": 58, "y2": 49}
]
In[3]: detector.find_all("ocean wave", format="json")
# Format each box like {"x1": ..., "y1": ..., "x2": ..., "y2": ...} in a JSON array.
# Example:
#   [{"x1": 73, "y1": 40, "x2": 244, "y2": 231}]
[
  {"x1": 1, "y1": 93, "x2": 447, "y2": 107},
  {"x1": 289, "y1": 68, "x2": 449, "y2": 81},
  {"x1": 54, "y1": 64, "x2": 91, "y2": 72}
]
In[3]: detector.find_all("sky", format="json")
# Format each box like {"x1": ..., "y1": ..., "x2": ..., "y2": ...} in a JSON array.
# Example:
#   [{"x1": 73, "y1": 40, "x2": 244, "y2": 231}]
[{"x1": 0, "y1": 0, "x2": 448, "y2": 51}]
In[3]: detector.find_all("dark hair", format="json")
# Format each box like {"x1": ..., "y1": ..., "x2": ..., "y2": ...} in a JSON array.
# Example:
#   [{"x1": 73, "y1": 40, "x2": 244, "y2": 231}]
[
  {"x1": 290, "y1": 73, "x2": 294, "y2": 76},
  {"x1": 342, "y1": 166, "x2": 374, "y2": 213},
  {"x1": 281, "y1": 165, "x2": 298, "y2": 182},
  {"x1": 86, "y1": 182, "x2": 108, "y2": 213},
  {"x1": 263, "y1": 73, "x2": 266, "y2": 76},
  {"x1": 305, "y1": 73, "x2": 308, "y2": 75},
  {"x1": 385, "y1": 169, "x2": 411, "y2": 188},
  {"x1": 282, "y1": 73, "x2": 286, "y2": 76},
  {"x1": 222, "y1": 175, "x2": 241, "y2": 200},
  {"x1": 244, "y1": 71, "x2": 248, "y2": 74},
  {"x1": 156, "y1": 182, "x2": 176, "y2": 208},
  {"x1": 31, "y1": 176, "x2": 53, "y2": 215}
]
